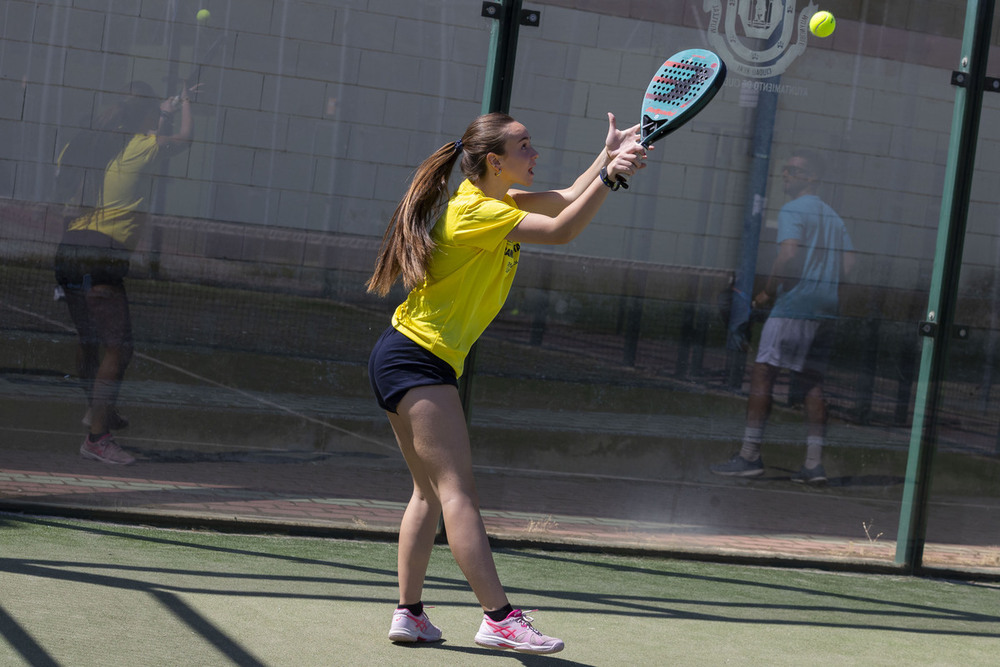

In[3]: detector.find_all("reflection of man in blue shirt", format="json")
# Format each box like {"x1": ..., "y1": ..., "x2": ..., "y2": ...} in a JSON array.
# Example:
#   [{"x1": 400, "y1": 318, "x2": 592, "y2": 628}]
[
  {"x1": 712, "y1": 150, "x2": 855, "y2": 482},
  {"x1": 769, "y1": 192, "x2": 851, "y2": 320}
]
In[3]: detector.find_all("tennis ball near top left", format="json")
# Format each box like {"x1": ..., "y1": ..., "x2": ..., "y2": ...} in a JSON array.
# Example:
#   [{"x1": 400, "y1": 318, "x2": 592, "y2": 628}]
[
  {"x1": 809, "y1": 10, "x2": 836, "y2": 37},
  {"x1": 197, "y1": 9, "x2": 211, "y2": 23}
]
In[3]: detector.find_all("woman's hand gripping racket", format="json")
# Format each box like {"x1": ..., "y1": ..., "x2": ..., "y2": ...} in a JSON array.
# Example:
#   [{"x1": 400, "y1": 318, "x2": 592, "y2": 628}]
[{"x1": 616, "y1": 49, "x2": 727, "y2": 189}]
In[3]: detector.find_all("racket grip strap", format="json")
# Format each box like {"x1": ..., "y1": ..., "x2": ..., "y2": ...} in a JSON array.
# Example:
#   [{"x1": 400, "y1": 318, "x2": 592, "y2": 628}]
[{"x1": 600, "y1": 166, "x2": 625, "y2": 191}]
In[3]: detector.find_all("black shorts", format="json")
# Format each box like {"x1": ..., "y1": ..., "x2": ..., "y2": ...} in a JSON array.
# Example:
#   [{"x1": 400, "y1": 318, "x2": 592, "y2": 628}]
[
  {"x1": 54, "y1": 229, "x2": 131, "y2": 288},
  {"x1": 368, "y1": 327, "x2": 458, "y2": 413},
  {"x1": 53, "y1": 229, "x2": 133, "y2": 348}
]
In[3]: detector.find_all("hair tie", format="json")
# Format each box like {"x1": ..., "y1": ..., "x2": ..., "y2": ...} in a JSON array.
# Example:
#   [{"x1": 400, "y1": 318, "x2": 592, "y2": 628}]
[{"x1": 454, "y1": 139, "x2": 463, "y2": 152}]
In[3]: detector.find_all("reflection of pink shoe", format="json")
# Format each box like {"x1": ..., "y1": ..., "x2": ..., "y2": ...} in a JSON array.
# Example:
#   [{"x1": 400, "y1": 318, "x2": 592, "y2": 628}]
[
  {"x1": 474, "y1": 609, "x2": 564, "y2": 654},
  {"x1": 388, "y1": 608, "x2": 442, "y2": 643},
  {"x1": 80, "y1": 434, "x2": 136, "y2": 465},
  {"x1": 82, "y1": 408, "x2": 130, "y2": 430}
]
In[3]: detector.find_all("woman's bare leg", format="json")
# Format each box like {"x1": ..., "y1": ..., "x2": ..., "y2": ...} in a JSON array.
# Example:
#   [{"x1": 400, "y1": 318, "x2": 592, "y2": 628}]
[
  {"x1": 388, "y1": 409, "x2": 442, "y2": 606},
  {"x1": 388, "y1": 384, "x2": 508, "y2": 612},
  {"x1": 86, "y1": 283, "x2": 133, "y2": 436}
]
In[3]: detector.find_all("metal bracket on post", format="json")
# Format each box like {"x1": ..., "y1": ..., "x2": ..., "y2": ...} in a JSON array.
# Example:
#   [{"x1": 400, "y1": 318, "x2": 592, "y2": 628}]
[
  {"x1": 481, "y1": 1, "x2": 502, "y2": 18},
  {"x1": 520, "y1": 9, "x2": 540, "y2": 26},
  {"x1": 917, "y1": 322, "x2": 970, "y2": 339},
  {"x1": 481, "y1": 1, "x2": 541, "y2": 26},
  {"x1": 952, "y1": 71, "x2": 1000, "y2": 91}
]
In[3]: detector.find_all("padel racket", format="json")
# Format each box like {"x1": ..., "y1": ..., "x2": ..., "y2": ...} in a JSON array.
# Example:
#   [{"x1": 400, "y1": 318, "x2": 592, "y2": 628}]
[
  {"x1": 178, "y1": 29, "x2": 226, "y2": 100},
  {"x1": 617, "y1": 49, "x2": 726, "y2": 188}
]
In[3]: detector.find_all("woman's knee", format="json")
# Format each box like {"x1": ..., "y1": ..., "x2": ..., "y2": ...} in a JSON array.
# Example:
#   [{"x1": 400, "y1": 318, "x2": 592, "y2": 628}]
[{"x1": 437, "y1": 480, "x2": 481, "y2": 514}]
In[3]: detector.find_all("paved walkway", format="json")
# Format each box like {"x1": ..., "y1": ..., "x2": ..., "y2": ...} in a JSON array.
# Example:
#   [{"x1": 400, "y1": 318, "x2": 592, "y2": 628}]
[{"x1": 2, "y1": 440, "x2": 998, "y2": 578}]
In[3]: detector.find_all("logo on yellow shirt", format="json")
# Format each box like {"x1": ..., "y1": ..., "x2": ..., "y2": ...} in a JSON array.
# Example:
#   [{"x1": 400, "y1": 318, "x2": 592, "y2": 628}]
[{"x1": 504, "y1": 242, "x2": 520, "y2": 273}]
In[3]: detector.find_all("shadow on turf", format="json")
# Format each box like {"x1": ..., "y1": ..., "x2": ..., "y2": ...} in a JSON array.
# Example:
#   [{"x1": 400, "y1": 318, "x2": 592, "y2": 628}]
[
  {"x1": 496, "y1": 548, "x2": 1000, "y2": 637},
  {"x1": 1, "y1": 517, "x2": 600, "y2": 666},
  {"x1": 2, "y1": 556, "x2": 591, "y2": 666},
  {"x1": 394, "y1": 641, "x2": 592, "y2": 666},
  {"x1": 3, "y1": 515, "x2": 998, "y2": 667},
  {"x1": 1, "y1": 557, "x2": 278, "y2": 667},
  {"x1": 0, "y1": 515, "x2": 427, "y2": 666},
  {"x1": 0, "y1": 603, "x2": 58, "y2": 667},
  {"x1": 1, "y1": 553, "x2": 591, "y2": 667}
]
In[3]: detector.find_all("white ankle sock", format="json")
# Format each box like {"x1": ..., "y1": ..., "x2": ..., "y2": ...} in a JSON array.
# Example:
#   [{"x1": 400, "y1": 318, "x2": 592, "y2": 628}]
[
  {"x1": 805, "y1": 436, "x2": 823, "y2": 469},
  {"x1": 740, "y1": 427, "x2": 763, "y2": 461}
]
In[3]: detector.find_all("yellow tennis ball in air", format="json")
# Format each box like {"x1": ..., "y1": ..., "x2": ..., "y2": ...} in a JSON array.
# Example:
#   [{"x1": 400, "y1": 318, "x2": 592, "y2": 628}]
[
  {"x1": 809, "y1": 10, "x2": 836, "y2": 38},
  {"x1": 197, "y1": 9, "x2": 211, "y2": 23}
]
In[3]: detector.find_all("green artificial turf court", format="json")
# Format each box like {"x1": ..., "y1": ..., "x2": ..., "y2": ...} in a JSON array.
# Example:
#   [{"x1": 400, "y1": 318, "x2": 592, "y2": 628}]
[{"x1": 1, "y1": 514, "x2": 998, "y2": 666}]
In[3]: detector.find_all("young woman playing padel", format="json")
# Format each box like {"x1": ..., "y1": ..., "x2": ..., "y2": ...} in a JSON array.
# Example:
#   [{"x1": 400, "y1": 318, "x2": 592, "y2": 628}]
[{"x1": 368, "y1": 111, "x2": 646, "y2": 654}]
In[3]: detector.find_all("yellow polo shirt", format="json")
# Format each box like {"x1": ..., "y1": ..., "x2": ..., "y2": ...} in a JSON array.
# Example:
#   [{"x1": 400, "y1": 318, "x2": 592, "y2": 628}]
[
  {"x1": 392, "y1": 179, "x2": 527, "y2": 376},
  {"x1": 66, "y1": 133, "x2": 160, "y2": 250}
]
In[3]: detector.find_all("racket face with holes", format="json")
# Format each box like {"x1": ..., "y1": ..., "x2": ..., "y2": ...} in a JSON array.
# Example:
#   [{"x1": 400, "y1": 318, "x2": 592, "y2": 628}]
[
  {"x1": 638, "y1": 49, "x2": 726, "y2": 147},
  {"x1": 183, "y1": 31, "x2": 226, "y2": 94}
]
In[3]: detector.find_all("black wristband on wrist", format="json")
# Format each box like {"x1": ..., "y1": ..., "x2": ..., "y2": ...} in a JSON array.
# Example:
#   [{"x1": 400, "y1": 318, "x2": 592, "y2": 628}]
[{"x1": 599, "y1": 166, "x2": 620, "y2": 191}]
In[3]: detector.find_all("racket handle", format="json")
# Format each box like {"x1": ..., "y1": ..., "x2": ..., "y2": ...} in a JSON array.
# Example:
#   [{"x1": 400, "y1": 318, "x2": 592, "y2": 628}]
[{"x1": 612, "y1": 137, "x2": 650, "y2": 189}]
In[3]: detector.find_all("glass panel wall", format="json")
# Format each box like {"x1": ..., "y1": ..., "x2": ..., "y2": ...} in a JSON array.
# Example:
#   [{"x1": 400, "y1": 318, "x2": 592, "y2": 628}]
[
  {"x1": 0, "y1": 0, "x2": 492, "y2": 531},
  {"x1": 0, "y1": 0, "x2": 996, "y2": 574},
  {"x1": 475, "y1": 0, "x2": 996, "y2": 569},
  {"x1": 922, "y1": 5, "x2": 1000, "y2": 572}
]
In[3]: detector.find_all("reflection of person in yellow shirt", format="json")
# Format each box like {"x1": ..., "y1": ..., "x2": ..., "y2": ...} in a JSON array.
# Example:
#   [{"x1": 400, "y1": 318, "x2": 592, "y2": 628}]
[
  {"x1": 65, "y1": 133, "x2": 161, "y2": 250},
  {"x1": 53, "y1": 81, "x2": 198, "y2": 465}
]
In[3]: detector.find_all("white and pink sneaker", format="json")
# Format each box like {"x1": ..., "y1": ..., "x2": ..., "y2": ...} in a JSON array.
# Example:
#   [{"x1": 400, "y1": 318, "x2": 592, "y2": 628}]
[
  {"x1": 474, "y1": 609, "x2": 564, "y2": 654},
  {"x1": 388, "y1": 608, "x2": 442, "y2": 643},
  {"x1": 80, "y1": 434, "x2": 135, "y2": 465}
]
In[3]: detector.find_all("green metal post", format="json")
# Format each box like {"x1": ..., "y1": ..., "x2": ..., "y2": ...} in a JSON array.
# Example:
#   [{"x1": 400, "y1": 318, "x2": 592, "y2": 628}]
[
  {"x1": 438, "y1": 0, "x2": 526, "y2": 542},
  {"x1": 459, "y1": 0, "x2": 525, "y2": 420},
  {"x1": 480, "y1": 0, "x2": 523, "y2": 115},
  {"x1": 894, "y1": 0, "x2": 995, "y2": 570}
]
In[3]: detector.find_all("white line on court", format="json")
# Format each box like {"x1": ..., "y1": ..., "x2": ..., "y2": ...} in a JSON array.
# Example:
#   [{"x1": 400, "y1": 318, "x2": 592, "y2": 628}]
[{"x1": 1, "y1": 299, "x2": 398, "y2": 453}]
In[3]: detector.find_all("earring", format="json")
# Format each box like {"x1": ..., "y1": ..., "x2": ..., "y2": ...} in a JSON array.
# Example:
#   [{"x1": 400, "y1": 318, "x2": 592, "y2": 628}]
[{"x1": 494, "y1": 167, "x2": 502, "y2": 176}]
